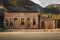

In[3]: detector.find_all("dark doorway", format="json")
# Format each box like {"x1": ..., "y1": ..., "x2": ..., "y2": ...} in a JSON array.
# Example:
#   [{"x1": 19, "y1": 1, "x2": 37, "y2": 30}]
[
  {"x1": 6, "y1": 18, "x2": 9, "y2": 28},
  {"x1": 0, "y1": 9, "x2": 4, "y2": 28},
  {"x1": 38, "y1": 15, "x2": 40, "y2": 29},
  {"x1": 14, "y1": 18, "x2": 17, "y2": 28},
  {"x1": 27, "y1": 18, "x2": 30, "y2": 29},
  {"x1": 41, "y1": 21, "x2": 45, "y2": 29},
  {"x1": 21, "y1": 18, "x2": 24, "y2": 26},
  {"x1": 57, "y1": 19, "x2": 60, "y2": 28},
  {"x1": 0, "y1": 16, "x2": 4, "y2": 28},
  {"x1": 10, "y1": 18, "x2": 13, "y2": 27},
  {"x1": 33, "y1": 18, "x2": 36, "y2": 25}
]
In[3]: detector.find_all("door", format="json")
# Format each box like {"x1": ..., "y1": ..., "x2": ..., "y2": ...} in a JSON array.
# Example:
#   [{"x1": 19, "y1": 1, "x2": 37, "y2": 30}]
[
  {"x1": 44, "y1": 21, "x2": 51, "y2": 29},
  {"x1": 57, "y1": 19, "x2": 60, "y2": 28},
  {"x1": 44, "y1": 20, "x2": 55, "y2": 29},
  {"x1": 14, "y1": 18, "x2": 18, "y2": 28},
  {"x1": 5, "y1": 17, "x2": 9, "y2": 28},
  {"x1": 27, "y1": 18, "x2": 30, "y2": 29},
  {"x1": 41, "y1": 21, "x2": 45, "y2": 29}
]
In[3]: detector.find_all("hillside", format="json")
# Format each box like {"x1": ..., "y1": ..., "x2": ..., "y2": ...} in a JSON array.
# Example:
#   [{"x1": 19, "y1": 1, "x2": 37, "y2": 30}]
[
  {"x1": 4, "y1": 0, "x2": 42, "y2": 12},
  {"x1": 0, "y1": 0, "x2": 3, "y2": 5},
  {"x1": 45, "y1": 4, "x2": 60, "y2": 10},
  {"x1": 41, "y1": 4, "x2": 60, "y2": 14}
]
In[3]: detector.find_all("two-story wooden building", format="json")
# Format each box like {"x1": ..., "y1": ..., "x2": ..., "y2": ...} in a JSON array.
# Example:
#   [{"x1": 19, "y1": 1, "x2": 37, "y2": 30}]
[
  {"x1": 40, "y1": 13, "x2": 56, "y2": 29},
  {"x1": 39, "y1": 4, "x2": 60, "y2": 29},
  {"x1": 40, "y1": 13, "x2": 60, "y2": 29}
]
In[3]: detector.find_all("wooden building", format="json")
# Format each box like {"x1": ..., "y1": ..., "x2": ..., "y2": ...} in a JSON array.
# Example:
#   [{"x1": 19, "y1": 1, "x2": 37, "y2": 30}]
[
  {"x1": 40, "y1": 13, "x2": 60, "y2": 29},
  {"x1": 4, "y1": 11, "x2": 38, "y2": 29},
  {"x1": 0, "y1": 2, "x2": 60, "y2": 29},
  {"x1": 40, "y1": 14, "x2": 55, "y2": 29}
]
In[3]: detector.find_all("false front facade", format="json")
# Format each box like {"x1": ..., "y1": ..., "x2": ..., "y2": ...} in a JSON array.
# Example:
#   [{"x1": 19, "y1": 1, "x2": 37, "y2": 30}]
[
  {"x1": 40, "y1": 13, "x2": 60, "y2": 29},
  {"x1": 4, "y1": 11, "x2": 38, "y2": 29}
]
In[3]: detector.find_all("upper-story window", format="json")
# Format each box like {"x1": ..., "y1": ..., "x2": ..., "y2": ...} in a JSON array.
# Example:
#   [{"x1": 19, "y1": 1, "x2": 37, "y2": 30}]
[
  {"x1": 42, "y1": 15, "x2": 48, "y2": 17},
  {"x1": 42, "y1": 14, "x2": 52, "y2": 18}
]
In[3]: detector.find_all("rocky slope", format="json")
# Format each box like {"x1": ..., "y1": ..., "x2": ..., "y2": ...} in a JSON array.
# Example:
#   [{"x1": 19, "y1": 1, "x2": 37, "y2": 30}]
[
  {"x1": 45, "y1": 4, "x2": 60, "y2": 10},
  {"x1": 42, "y1": 4, "x2": 60, "y2": 13}
]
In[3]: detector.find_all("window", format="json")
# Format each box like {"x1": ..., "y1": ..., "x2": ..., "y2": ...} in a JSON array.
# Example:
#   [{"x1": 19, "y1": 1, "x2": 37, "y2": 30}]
[
  {"x1": 21, "y1": 18, "x2": 24, "y2": 25},
  {"x1": 10, "y1": 18, "x2": 13, "y2": 26},
  {"x1": 6, "y1": 18, "x2": 9, "y2": 27},
  {"x1": 33, "y1": 18, "x2": 36, "y2": 25}
]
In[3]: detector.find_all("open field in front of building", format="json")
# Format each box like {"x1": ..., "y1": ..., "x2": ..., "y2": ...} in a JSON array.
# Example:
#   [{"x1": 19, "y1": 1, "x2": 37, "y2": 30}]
[{"x1": 0, "y1": 32, "x2": 60, "y2": 40}]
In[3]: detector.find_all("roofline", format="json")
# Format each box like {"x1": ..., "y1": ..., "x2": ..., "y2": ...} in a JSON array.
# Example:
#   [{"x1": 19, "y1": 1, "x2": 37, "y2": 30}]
[{"x1": 4, "y1": 11, "x2": 38, "y2": 13}]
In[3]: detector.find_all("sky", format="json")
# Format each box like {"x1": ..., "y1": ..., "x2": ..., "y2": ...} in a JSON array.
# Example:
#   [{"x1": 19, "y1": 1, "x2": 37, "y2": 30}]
[{"x1": 31, "y1": 0, "x2": 60, "y2": 7}]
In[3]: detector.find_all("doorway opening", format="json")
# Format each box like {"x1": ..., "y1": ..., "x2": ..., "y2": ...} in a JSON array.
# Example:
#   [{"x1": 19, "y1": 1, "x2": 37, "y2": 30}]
[
  {"x1": 27, "y1": 18, "x2": 30, "y2": 29},
  {"x1": 57, "y1": 19, "x2": 60, "y2": 28}
]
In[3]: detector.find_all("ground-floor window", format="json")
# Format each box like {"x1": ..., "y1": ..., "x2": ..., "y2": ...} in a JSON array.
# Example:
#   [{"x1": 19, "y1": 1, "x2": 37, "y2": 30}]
[
  {"x1": 33, "y1": 18, "x2": 36, "y2": 25},
  {"x1": 5, "y1": 17, "x2": 18, "y2": 28},
  {"x1": 10, "y1": 18, "x2": 13, "y2": 26},
  {"x1": 14, "y1": 18, "x2": 17, "y2": 27},
  {"x1": 41, "y1": 20, "x2": 55, "y2": 29},
  {"x1": 21, "y1": 18, "x2": 24, "y2": 26},
  {"x1": 57, "y1": 19, "x2": 60, "y2": 28},
  {"x1": 5, "y1": 17, "x2": 38, "y2": 29},
  {"x1": 6, "y1": 17, "x2": 9, "y2": 27}
]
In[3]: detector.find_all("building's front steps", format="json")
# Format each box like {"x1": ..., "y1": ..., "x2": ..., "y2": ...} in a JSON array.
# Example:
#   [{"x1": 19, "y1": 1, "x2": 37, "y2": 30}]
[{"x1": 3, "y1": 29, "x2": 60, "y2": 32}]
